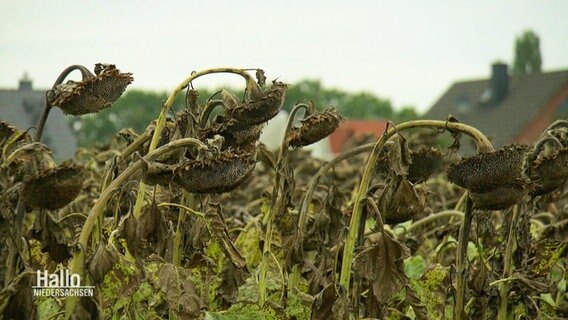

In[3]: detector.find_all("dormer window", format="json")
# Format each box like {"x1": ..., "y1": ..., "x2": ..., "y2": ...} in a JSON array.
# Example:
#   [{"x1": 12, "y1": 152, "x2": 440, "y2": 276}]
[{"x1": 456, "y1": 95, "x2": 471, "y2": 114}]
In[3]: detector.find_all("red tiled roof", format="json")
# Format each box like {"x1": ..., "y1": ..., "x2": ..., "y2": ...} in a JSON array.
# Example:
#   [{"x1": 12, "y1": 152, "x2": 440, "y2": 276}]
[{"x1": 329, "y1": 120, "x2": 388, "y2": 153}]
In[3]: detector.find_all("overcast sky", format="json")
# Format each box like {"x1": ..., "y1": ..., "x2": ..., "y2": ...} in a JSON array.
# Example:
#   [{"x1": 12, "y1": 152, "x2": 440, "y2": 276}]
[{"x1": 1, "y1": 1, "x2": 567, "y2": 113}]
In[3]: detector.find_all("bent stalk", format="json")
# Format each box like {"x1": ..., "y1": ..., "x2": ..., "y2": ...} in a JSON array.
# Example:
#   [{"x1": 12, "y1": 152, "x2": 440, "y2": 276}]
[
  {"x1": 64, "y1": 137, "x2": 206, "y2": 319},
  {"x1": 338, "y1": 120, "x2": 493, "y2": 301},
  {"x1": 131, "y1": 68, "x2": 261, "y2": 219},
  {"x1": 289, "y1": 142, "x2": 375, "y2": 290}
]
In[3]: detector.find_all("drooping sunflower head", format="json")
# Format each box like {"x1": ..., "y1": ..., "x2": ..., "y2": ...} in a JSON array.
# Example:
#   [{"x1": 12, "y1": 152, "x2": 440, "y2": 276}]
[
  {"x1": 286, "y1": 108, "x2": 344, "y2": 147},
  {"x1": 48, "y1": 64, "x2": 133, "y2": 115}
]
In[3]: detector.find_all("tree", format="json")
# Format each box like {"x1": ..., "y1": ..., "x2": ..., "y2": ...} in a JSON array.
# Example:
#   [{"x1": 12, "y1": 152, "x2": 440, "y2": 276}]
[{"x1": 513, "y1": 30, "x2": 542, "y2": 74}]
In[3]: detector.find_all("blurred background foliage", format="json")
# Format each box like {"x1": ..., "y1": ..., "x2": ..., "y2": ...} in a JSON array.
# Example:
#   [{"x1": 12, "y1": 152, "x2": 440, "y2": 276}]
[{"x1": 71, "y1": 79, "x2": 420, "y2": 147}]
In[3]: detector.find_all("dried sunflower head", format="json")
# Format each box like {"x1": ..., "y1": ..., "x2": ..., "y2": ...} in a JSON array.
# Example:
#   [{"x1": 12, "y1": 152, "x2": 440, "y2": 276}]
[
  {"x1": 286, "y1": 108, "x2": 344, "y2": 147},
  {"x1": 530, "y1": 147, "x2": 568, "y2": 195},
  {"x1": 470, "y1": 183, "x2": 529, "y2": 210},
  {"x1": 407, "y1": 148, "x2": 444, "y2": 183},
  {"x1": 447, "y1": 144, "x2": 530, "y2": 193},
  {"x1": 140, "y1": 159, "x2": 176, "y2": 186},
  {"x1": 225, "y1": 81, "x2": 287, "y2": 125},
  {"x1": 22, "y1": 163, "x2": 85, "y2": 210},
  {"x1": 173, "y1": 149, "x2": 256, "y2": 194},
  {"x1": 47, "y1": 64, "x2": 133, "y2": 115},
  {"x1": 199, "y1": 115, "x2": 264, "y2": 147}
]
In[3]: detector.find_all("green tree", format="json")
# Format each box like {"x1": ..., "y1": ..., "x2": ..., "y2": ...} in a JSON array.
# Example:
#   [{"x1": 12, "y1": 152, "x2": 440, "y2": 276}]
[
  {"x1": 513, "y1": 30, "x2": 542, "y2": 74},
  {"x1": 283, "y1": 79, "x2": 396, "y2": 119}
]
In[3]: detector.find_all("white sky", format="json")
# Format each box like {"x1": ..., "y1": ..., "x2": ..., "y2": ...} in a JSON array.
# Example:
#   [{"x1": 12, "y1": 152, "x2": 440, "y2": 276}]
[{"x1": 1, "y1": 0, "x2": 567, "y2": 113}]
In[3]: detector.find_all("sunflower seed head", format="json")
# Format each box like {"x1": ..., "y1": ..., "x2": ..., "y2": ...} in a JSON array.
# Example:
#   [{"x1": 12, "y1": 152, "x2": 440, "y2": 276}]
[
  {"x1": 48, "y1": 64, "x2": 133, "y2": 115},
  {"x1": 287, "y1": 108, "x2": 344, "y2": 147}
]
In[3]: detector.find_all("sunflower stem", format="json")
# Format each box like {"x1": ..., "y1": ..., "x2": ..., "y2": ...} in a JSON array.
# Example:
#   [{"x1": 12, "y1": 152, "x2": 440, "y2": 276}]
[
  {"x1": 171, "y1": 192, "x2": 198, "y2": 267},
  {"x1": 259, "y1": 103, "x2": 308, "y2": 306},
  {"x1": 402, "y1": 210, "x2": 465, "y2": 235},
  {"x1": 498, "y1": 204, "x2": 520, "y2": 320},
  {"x1": 289, "y1": 142, "x2": 375, "y2": 291},
  {"x1": 338, "y1": 120, "x2": 493, "y2": 303},
  {"x1": 455, "y1": 196, "x2": 473, "y2": 320},
  {"x1": 64, "y1": 138, "x2": 206, "y2": 319}
]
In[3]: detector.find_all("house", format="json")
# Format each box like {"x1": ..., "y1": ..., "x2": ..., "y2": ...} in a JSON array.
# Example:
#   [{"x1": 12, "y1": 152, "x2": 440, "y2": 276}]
[
  {"x1": 328, "y1": 119, "x2": 388, "y2": 154},
  {"x1": 425, "y1": 63, "x2": 568, "y2": 152},
  {"x1": 0, "y1": 74, "x2": 77, "y2": 160}
]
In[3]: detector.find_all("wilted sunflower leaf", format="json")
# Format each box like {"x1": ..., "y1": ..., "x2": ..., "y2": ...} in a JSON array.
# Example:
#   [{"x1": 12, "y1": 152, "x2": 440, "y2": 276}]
[
  {"x1": 378, "y1": 176, "x2": 424, "y2": 224},
  {"x1": 140, "y1": 158, "x2": 175, "y2": 186},
  {"x1": 311, "y1": 283, "x2": 340, "y2": 320},
  {"x1": 157, "y1": 263, "x2": 203, "y2": 319},
  {"x1": 256, "y1": 69, "x2": 267, "y2": 86},
  {"x1": 123, "y1": 199, "x2": 170, "y2": 259},
  {"x1": 530, "y1": 240, "x2": 568, "y2": 277},
  {"x1": 221, "y1": 89, "x2": 240, "y2": 110},
  {"x1": 88, "y1": 242, "x2": 119, "y2": 284},
  {"x1": 0, "y1": 270, "x2": 35, "y2": 320},
  {"x1": 206, "y1": 203, "x2": 247, "y2": 269},
  {"x1": 353, "y1": 230, "x2": 410, "y2": 304},
  {"x1": 387, "y1": 133, "x2": 412, "y2": 177}
]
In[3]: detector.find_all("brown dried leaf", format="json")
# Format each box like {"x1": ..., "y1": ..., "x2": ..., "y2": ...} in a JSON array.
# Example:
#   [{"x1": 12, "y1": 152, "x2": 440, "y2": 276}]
[
  {"x1": 157, "y1": 263, "x2": 203, "y2": 319},
  {"x1": 256, "y1": 69, "x2": 267, "y2": 86},
  {"x1": 0, "y1": 270, "x2": 35, "y2": 320},
  {"x1": 206, "y1": 203, "x2": 247, "y2": 269},
  {"x1": 354, "y1": 230, "x2": 410, "y2": 304},
  {"x1": 140, "y1": 158, "x2": 176, "y2": 186},
  {"x1": 124, "y1": 199, "x2": 170, "y2": 259},
  {"x1": 186, "y1": 88, "x2": 200, "y2": 114},
  {"x1": 446, "y1": 115, "x2": 462, "y2": 152},
  {"x1": 387, "y1": 134, "x2": 413, "y2": 177},
  {"x1": 311, "y1": 283, "x2": 340, "y2": 320},
  {"x1": 378, "y1": 177, "x2": 424, "y2": 224},
  {"x1": 88, "y1": 242, "x2": 119, "y2": 283},
  {"x1": 221, "y1": 89, "x2": 240, "y2": 110}
]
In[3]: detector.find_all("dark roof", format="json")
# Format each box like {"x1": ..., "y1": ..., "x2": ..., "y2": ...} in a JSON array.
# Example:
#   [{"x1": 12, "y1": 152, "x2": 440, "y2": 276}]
[
  {"x1": 425, "y1": 69, "x2": 568, "y2": 151},
  {"x1": 0, "y1": 83, "x2": 77, "y2": 160}
]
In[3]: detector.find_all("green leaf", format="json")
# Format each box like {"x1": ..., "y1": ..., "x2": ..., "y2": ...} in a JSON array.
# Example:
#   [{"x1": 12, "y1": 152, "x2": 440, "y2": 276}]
[{"x1": 409, "y1": 264, "x2": 451, "y2": 320}]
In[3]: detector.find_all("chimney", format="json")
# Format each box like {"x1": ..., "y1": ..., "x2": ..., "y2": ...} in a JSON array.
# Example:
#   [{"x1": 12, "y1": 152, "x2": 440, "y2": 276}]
[
  {"x1": 490, "y1": 62, "x2": 508, "y2": 105},
  {"x1": 18, "y1": 72, "x2": 32, "y2": 91}
]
